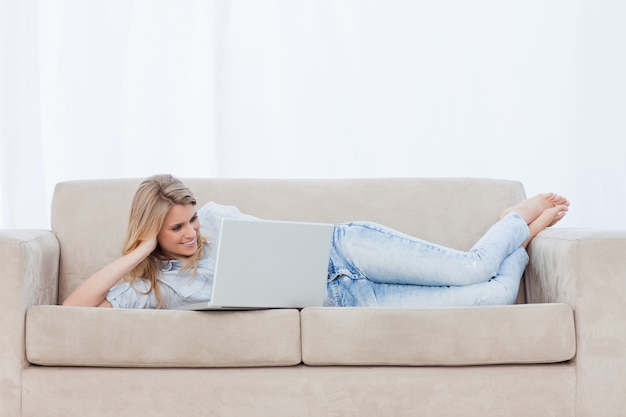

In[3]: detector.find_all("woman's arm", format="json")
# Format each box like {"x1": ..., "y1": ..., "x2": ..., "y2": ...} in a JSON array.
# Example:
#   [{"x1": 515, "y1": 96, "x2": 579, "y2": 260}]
[{"x1": 62, "y1": 238, "x2": 157, "y2": 307}]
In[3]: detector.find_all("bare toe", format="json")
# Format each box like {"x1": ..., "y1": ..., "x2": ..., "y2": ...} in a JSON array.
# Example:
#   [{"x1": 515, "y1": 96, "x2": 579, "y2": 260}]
[
  {"x1": 547, "y1": 194, "x2": 570, "y2": 208},
  {"x1": 500, "y1": 193, "x2": 567, "y2": 225},
  {"x1": 548, "y1": 207, "x2": 568, "y2": 227},
  {"x1": 523, "y1": 204, "x2": 569, "y2": 247}
]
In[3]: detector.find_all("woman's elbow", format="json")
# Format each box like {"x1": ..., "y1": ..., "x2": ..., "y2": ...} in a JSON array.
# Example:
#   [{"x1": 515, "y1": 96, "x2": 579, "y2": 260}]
[{"x1": 61, "y1": 296, "x2": 111, "y2": 308}]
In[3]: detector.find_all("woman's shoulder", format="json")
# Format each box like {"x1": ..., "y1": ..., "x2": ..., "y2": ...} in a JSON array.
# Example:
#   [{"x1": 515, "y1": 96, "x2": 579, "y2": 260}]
[
  {"x1": 198, "y1": 202, "x2": 260, "y2": 221},
  {"x1": 106, "y1": 279, "x2": 157, "y2": 309},
  {"x1": 197, "y1": 202, "x2": 260, "y2": 244}
]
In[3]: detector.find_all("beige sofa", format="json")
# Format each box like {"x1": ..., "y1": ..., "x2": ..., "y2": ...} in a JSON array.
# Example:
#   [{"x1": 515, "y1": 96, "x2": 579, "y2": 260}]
[{"x1": 1, "y1": 178, "x2": 625, "y2": 417}]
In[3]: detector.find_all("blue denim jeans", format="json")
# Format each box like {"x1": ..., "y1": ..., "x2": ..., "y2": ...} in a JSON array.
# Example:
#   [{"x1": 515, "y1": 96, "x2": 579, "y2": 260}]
[{"x1": 326, "y1": 212, "x2": 530, "y2": 307}]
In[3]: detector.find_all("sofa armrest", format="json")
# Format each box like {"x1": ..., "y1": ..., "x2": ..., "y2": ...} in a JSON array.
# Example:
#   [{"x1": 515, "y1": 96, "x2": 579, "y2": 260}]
[
  {"x1": 0, "y1": 229, "x2": 60, "y2": 308},
  {"x1": 525, "y1": 228, "x2": 626, "y2": 417},
  {"x1": 0, "y1": 229, "x2": 59, "y2": 417}
]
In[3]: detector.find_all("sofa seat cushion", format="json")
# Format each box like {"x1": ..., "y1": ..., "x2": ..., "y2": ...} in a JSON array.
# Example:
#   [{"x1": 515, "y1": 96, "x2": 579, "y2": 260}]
[
  {"x1": 301, "y1": 303, "x2": 575, "y2": 366},
  {"x1": 26, "y1": 306, "x2": 302, "y2": 367}
]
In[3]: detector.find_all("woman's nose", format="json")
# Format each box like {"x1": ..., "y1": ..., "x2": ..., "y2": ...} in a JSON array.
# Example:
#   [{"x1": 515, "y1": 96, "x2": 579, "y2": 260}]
[{"x1": 184, "y1": 223, "x2": 197, "y2": 236}]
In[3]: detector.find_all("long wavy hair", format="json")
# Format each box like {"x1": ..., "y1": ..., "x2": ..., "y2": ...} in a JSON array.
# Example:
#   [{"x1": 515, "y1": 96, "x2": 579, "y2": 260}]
[{"x1": 122, "y1": 174, "x2": 207, "y2": 308}]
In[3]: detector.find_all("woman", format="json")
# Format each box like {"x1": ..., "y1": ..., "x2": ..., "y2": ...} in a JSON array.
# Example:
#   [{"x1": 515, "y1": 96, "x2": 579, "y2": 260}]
[{"x1": 63, "y1": 174, "x2": 569, "y2": 309}]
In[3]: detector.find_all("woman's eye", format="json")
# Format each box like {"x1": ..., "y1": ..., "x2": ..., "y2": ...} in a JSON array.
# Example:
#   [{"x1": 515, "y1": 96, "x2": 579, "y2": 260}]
[{"x1": 172, "y1": 225, "x2": 182, "y2": 232}]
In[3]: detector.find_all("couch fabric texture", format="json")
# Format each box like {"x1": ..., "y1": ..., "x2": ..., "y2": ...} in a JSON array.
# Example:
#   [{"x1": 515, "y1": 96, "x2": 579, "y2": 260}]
[{"x1": 2, "y1": 178, "x2": 625, "y2": 417}]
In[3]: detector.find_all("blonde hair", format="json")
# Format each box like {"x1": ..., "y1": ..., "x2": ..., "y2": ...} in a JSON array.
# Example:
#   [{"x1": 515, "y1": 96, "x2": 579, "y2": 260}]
[{"x1": 123, "y1": 174, "x2": 207, "y2": 308}]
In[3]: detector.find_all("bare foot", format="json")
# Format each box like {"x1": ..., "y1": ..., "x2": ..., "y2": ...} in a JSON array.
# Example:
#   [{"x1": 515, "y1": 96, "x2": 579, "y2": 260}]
[
  {"x1": 499, "y1": 193, "x2": 569, "y2": 225},
  {"x1": 522, "y1": 204, "x2": 569, "y2": 248}
]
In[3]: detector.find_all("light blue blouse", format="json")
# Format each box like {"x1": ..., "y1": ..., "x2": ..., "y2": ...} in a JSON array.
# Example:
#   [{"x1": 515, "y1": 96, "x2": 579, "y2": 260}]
[{"x1": 106, "y1": 202, "x2": 259, "y2": 309}]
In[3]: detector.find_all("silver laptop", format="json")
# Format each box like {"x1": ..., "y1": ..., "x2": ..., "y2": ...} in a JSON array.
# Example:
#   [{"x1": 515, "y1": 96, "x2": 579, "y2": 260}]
[{"x1": 176, "y1": 218, "x2": 334, "y2": 310}]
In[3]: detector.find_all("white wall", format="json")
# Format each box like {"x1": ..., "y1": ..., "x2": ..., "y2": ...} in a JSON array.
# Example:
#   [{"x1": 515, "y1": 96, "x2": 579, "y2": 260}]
[
  {"x1": 1, "y1": 0, "x2": 625, "y2": 230},
  {"x1": 1, "y1": 0, "x2": 48, "y2": 227},
  {"x1": 213, "y1": 1, "x2": 626, "y2": 229}
]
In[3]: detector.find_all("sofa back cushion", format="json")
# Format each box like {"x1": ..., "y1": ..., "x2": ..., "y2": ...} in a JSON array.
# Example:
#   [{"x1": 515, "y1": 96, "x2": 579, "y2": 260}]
[{"x1": 52, "y1": 178, "x2": 526, "y2": 303}]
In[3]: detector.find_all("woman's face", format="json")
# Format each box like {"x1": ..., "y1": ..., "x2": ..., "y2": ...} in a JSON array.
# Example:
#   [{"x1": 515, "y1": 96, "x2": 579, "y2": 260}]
[{"x1": 157, "y1": 203, "x2": 200, "y2": 258}]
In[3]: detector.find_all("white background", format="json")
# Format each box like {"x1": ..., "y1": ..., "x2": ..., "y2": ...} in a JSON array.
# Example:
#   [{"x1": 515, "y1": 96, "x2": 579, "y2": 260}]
[{"x1": 1, "y1": 0, "x2": 625, "y2": 230}]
